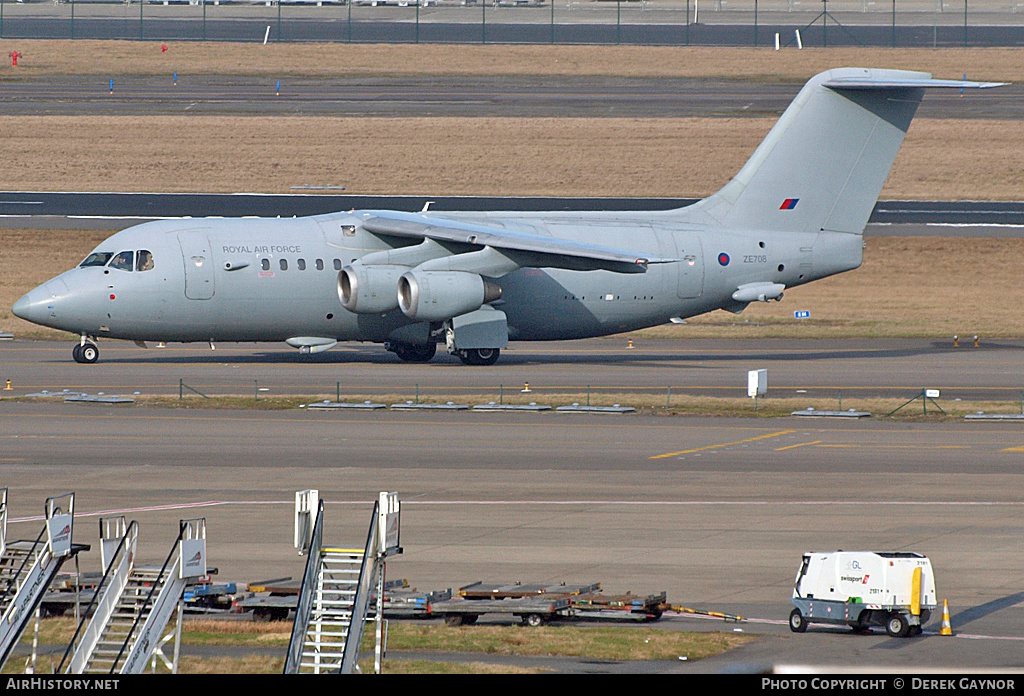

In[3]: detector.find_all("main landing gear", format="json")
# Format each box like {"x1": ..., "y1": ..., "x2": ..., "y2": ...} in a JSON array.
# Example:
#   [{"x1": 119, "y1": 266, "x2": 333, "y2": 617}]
[
  {"x1": 388, "y1": 341, "x2": 438, "y2": 363},
  {"x1": 457, "y1": 348, "x2": 500, "y2": 366},
  {"x1": 72, "y1": 339, "x2": 99, "y2": 364},
  {"x1": 387, "y1": 342, "x2": 501, "y2": 366}
]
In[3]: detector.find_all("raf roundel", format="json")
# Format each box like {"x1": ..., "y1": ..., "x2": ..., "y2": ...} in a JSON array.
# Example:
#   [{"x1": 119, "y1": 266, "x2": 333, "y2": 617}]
[{"x1": 718, "y1": 253, "x2": 730, "y2": 266}]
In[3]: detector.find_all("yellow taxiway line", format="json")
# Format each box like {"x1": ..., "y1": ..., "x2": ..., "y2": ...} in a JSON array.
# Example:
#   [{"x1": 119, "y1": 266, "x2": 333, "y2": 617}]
[{"x1": 650, "y1": 429, "x2": 795, "y2": 459}]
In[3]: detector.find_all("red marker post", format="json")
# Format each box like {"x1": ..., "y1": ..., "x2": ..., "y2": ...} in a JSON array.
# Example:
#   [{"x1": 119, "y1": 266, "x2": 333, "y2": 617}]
[{"x1": 9, "y1": 51, "x2": 21, "y2": 67}]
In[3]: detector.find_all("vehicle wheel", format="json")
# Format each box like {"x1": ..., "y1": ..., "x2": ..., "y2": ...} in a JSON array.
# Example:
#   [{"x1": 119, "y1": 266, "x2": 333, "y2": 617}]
[
  {"x1": 72, "y1": 344, "x2": 83, "y2": 363},
  {"x1": 444, "y1": 614, "x2": 465, "y2": 627},
  {"x1": 789, "y1": 608, "x2": 807, "y2": 633},
  {"x1": 79, "y1": 343, "x2": 99, "y2": 364},
  {"x1": 393, "y1": 342, "x2": 436, "y2": 363},
  {"x1": 886, "y1": 613, "x2": 910, "y2": 638},
  {"x1": 524, "y1": 613, "x2": 544, "y2": 627},
  {"x1": 460, "y1": 348, "x2": 500, "y2": 366}
]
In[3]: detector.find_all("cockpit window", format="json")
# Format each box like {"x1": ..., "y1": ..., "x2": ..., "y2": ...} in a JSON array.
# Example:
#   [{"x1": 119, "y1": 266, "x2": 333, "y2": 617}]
[
  {"x1": 108, "y1": 251, "x2": 135, "y2": 271},
  {"x1": 136, "y1": 250, "x2": 154, "y2": 272},
  {"x1": 80, "y1": 252, "x2": 114, "y2": 268}
]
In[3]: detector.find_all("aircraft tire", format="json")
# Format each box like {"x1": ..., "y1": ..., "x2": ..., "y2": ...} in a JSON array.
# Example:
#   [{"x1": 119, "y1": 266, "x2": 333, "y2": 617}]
[
  {"x1": 393, "y1": 342, "x2": 437, "y2": 363},
  {"x1": 459, "y1": 348, "x2": 500, "y2": 366},
  {"x1": 79, "y1": 343, "x2": 99, "y2": 364},
  {"x1": 72, "y1": 344, "x2": 83, "y2": 363}
]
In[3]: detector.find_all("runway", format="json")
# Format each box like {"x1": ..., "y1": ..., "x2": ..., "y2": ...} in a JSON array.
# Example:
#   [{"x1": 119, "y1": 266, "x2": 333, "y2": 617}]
[
  {"x1": 5, "y1": 337, "x2": 1024, "y2": 401},
  {"x1": 3, "y1": 74, "x2": 1020, "y2": 119},
  {"x1": 3, "y1": 338, "x2": 1024, "y2": 670}
]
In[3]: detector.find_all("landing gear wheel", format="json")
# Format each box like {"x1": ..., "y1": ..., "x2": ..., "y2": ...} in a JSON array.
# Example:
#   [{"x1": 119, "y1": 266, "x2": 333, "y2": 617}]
[
  {"x1": 80, "y1": 343, "x2": 99, "y2": 364},
  {"x1": 458, "y1": 348, "x2": 500, "y2": 366},
  {"x1": 73, "y1": 342, "x2": 98, "y2": 364},
  {"x1": 789, "y1": 608, "x2": 807, "y2": 633},
  {"x1": 885, "y1": 613, "x2": 910, "y2": 638},
  {"x1": 391, "y1": 342, "x2": 437, "y2": 363}
]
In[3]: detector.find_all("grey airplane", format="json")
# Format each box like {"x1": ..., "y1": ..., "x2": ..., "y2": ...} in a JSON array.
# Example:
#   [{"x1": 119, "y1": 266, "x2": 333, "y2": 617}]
[{"x1": 12, "y1": 68, "x2": 1002, "y2": 365}]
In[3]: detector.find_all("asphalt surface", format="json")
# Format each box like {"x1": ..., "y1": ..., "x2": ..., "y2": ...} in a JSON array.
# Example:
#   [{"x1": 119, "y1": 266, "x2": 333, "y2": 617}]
[
  {"x1": 2, "y1": 193, "x2": 1024, "y2": 234},
  {"x1": 4, "y1": 338, "x2": 1024, "y2": 672},
  {"x1": 1, "y1": 74, "x2": 1019, "y2": 119}
]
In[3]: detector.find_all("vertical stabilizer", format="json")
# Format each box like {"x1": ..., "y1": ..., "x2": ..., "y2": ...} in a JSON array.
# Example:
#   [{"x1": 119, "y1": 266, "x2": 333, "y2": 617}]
[{"x1": 673, "y1": 68, "x2": 1000, "y2": 236}]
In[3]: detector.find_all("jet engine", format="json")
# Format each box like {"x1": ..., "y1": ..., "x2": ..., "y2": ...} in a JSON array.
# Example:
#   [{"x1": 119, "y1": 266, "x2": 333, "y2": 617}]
[
  {"x1": 397, "y1": 270, "x2": 502, "y2": 322},
  {"x1": 338, "y1": 265, "x2": 405, "y2": 314}
]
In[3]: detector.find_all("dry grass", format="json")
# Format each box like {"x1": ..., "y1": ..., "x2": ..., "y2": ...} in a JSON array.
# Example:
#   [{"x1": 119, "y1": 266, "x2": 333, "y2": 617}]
[
  {"x1": 0, "y1": 41, "x2": 1020, "y2": 82},
  {"x1": 0, "y1": 116, "x2": 1020, "y2": 199}
]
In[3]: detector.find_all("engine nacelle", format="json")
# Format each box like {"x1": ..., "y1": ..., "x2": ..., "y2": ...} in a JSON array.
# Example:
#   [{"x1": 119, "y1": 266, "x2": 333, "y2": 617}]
[
  {"x1": 398, "y1": 271, "x2": 502, "y2": 322},
  {"x1": 338, "y1": 264, "x2": 405, "y2": 314}
]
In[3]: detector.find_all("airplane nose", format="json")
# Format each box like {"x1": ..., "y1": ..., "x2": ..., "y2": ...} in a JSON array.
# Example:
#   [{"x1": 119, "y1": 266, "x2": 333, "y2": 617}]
[
  {"x1": 12, "y1": 279, "x2": 69, "y2": 326},
  {"x1": 11, "y1": 293, "x2": 31, "y2": 320}
]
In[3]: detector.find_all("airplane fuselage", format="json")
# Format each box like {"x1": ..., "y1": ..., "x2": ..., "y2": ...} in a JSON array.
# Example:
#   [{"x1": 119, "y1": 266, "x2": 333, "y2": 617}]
[{"x1": 17, "y1": 209, "x2": 862, "y2": 348}]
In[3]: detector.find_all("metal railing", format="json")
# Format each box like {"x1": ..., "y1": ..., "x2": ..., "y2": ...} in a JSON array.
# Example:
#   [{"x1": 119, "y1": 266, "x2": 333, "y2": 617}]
[{"x1": 0, "y1": 0, "x2": 1020, "y2": 46}]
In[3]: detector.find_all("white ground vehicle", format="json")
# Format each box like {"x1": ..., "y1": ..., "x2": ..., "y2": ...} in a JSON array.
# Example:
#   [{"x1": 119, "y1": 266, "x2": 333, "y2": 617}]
[{"x1": 789, "y1": 551, "x2": 938, "y2": 637}]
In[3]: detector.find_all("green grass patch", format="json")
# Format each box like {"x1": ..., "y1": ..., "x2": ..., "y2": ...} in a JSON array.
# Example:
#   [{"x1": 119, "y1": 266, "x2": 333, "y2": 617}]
[{"x1": 15, "y1": 617, "x2": 745, "y2": 674}]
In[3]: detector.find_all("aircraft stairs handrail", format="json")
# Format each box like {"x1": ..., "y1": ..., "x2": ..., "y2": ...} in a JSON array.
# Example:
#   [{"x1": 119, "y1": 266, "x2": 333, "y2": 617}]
[
  {"x1": 284, "y1": 499, "x2": 326, "y2": 673},
  {"x1": 58, "y1": 520, "x2": 139, "y2": 674},
  {"x1": 0, "y1": 537, "x2": 86, "y2": 668},
  {"x1": 0, "y1": 528, "x2": 46, "y2": 617},
  {"x1": 339, "y1": 501, "x2": 382, "y2": 675},
  {"x1": 104, "y1": 521, "x2": 188, "y2": 674},
  {"x1": 284, "y1": 501, "x2": 382, "y2": 674}
]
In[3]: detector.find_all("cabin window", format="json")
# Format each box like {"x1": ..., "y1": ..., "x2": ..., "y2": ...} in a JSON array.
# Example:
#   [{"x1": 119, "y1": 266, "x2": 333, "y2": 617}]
[
  {"x1": 315, "y1": 259, "x2": 324, "y2": 271},
  {"x1": 333, "y1": 259, "x2": 342, "y2": 271},
  {"x1": 80, "y1": 252, "x2": 113, "y2": 268},
  {"x1": 279, "y1": 259, "x2": 288, "y2": 271},
  {"x1": 136, "y1": 250, "x2": 154, "y2": 272},
  {"x1": 261, "y1": 259, "x2": 270, "y2": 271},
  {"x1": 108, "y1": 251, "x2": 135, "y2": 271},
  {"x1": 297, "y1": 259, "x2": 306, "y2": 271}
]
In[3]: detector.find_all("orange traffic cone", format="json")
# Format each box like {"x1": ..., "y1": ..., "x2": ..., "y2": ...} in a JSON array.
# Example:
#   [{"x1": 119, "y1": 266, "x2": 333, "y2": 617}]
[{"x1": 939, "y1": 600, "x2": 953, "y2": 636}]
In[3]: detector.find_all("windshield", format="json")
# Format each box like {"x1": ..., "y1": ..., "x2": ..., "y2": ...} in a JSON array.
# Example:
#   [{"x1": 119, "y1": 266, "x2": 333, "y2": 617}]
[
  {"x1": 108, "y1": 251, "x2": 135, "y2": 271},
  {"x1": 80, "y1": 252, "x2": 114, "y2": 268}
]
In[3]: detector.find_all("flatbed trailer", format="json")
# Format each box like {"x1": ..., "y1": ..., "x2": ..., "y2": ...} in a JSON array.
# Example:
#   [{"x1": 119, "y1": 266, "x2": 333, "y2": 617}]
[
  {"x1": 238, "y1": 578, "x2": 436, "y2": 622},
  {"x1": 430, "y1": 596, "x2": 573, "y2": 626},
  {"x1": 568, "y1": 591, "x2": 669, "y2": 622}
]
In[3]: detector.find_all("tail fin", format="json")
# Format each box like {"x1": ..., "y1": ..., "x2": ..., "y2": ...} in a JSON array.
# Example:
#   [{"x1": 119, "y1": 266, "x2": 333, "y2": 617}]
[{"x1": 673, "y1": 68, "x2": 1004, "y2": 236}]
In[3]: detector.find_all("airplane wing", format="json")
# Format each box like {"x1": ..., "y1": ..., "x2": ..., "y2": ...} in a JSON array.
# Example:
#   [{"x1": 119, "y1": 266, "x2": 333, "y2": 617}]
[{"x1": 359, "y1": 210, "x2": 676, "y2": 274}]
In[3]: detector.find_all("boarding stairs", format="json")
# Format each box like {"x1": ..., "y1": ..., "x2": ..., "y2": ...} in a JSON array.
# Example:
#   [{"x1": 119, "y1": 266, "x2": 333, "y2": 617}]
[
  {"x1": 60, "y1": 517, "x2": 207, "y2": 674},
  {"x1": 0, "y1": 493, "x2": 84, "y2": 669},
  {"x1": 285, "y1": 491, "x2": 402, "y2": 674}
]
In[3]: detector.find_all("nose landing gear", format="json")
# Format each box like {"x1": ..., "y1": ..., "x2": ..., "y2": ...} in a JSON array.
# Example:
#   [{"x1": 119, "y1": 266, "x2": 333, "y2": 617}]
[{"x1": 72, "y1": 339, "x2": 99, "y2": 364}]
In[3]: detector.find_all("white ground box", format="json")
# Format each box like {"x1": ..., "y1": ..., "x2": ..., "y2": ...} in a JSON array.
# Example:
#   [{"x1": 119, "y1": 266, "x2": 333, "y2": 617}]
[{"x1": 789, "y1": 551, "x2": 937, "y2": 637}]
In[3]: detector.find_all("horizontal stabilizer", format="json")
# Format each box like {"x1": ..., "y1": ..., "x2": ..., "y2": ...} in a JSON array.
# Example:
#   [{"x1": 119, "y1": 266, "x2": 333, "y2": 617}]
[
  {"x1": 824, "y1": 76, "x2": 1007, "y2": 90},
  {"x1": 361, "y1": 210, "x2": 676, "y2": 274}
]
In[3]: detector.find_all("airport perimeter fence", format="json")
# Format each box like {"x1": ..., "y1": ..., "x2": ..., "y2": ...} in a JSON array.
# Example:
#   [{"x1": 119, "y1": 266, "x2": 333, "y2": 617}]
[{"x1": 0, "y1": 0, "x2": 1023, "y2": 47}]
